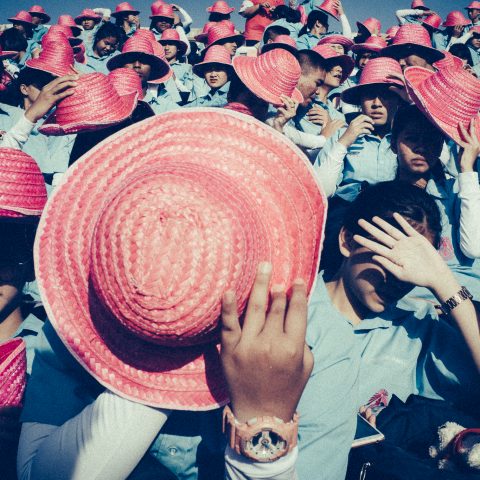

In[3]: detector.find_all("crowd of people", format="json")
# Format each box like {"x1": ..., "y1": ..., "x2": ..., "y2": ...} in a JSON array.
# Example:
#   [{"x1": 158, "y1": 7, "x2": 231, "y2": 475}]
[{"x1": 1, "y1": 0, "x2": 480, "y2": 479}]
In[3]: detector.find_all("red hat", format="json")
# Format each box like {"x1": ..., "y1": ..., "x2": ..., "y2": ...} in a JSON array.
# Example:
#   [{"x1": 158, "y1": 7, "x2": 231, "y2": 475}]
[
  {"x1": 0, "y1": 45, "x2": 17, "y2": 61},
  {"x1": 111, "y1": 2, "x2": 140, "y2": 18},
  {"x1": 311, "y1": 44, "x2": 355, "y2": 82},
  {"x1": 159, "y1": 28, "x2": 189, "y2": 57},
  {"x1": 74, "y1": 42, "x2": 86, "y2": 64},
  {"x1": 351, "y1": 35, "x2": 387, "y2": 53},
  {"x1": 357, "y1": 17, "x2": 382, "y2": 36},
  {"x1": 193, "y1": 44, "x2": 233, "y2": 75},
  {"x1": 150, "y1": 0, "x2": 167, "y2": 15},
  {"x1": 26, "y1": 35, "x2": 76, "y2": 77},
  {"x1": 149, "y1": 3, "x2": 175, "y2": 19},
  {"x1": 342, "y1": 57, "x2": 404, "y2": 104},
  {"x1": 39, "y1": 73, "x2": 138, "y2": 136},
  {"x1": 57, "y1": 14, "x2": 83, "y2": 37},
  {"x1": 8, "y1": 11, "x2": 35, "y2": 27},
  {"x1": 207, "y1": 1, "x2": 235, "y2": 15},
  {"x1": 472, "y1": 25, "x2": 480, "y2": 34},
  {"x1": 382, "y1": 24, "x2": 445, "y2": 63},
  {"x1": 411, "y1": 0, "x2": 429, "y2": 10},
  {"x1": 205, "y1": 21, "x2": 245, "y2": 50},
  {"x1": 107, "y1": 33, "x2": 171, "y2": 82},
  {"x1": 28, "y1": 5, "x2": 50, "y2": 23},
  {"x1": 316, "y1": 0, "x2": 340, "y2": 21},
  {"x1": 74, "y1": 9, "x2": 102, "y2": 25},
  {"x1": 466, "y1": 1, "x2": 480, "y2": 9},
  {"x1": 422, "y1": 13, "x2": 442, "y2": 30},
  {"x1": 261, "y1": 35, "x2": 298, "y2": 55},
  {"x1": 34, "y1": 108, "x2": 326, "y2": 410},
  {"x1": 232, "y1": 49, "x2": 303, "y2": 105},
  {"x1": 442, "y1": 11, "x2": 471, "y2": 27},
  {"x1": 0, "y1": 338, "x2": 26, "y2": 408},
  {"x1": 386, "y1": 25, "x2": 400, "y2": 39},
  {"x1": 404, "y1": 65, "x2": 480, "y2": 144},
  {"x1": 109, "y1": 67, "x2": 144, "y2": 100},
  {"x1": 317, "y1": 34, "x2": 354, "y2": 52},
  {"x1": 195, "y1": 22, "x2": 216, "y2": 43},
  {"x1": 48, "y1": 25, "x2": 83, "y2": 47},
  {"x1": 433, "y1": 50, "x2": 464, "y2": 70},
  {"x1": 0, "y1": 148, "x2": 47, "y2": 218}
]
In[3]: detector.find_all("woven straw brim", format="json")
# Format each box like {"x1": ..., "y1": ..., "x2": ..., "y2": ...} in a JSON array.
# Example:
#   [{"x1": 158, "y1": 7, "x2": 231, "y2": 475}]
[
  {"x1": 25, "y1": 59, "x2": 76, "y2": 78},
  {"x1": 107, "y1": 52, "x2": 170, "y2": 81},
  {"x1": 261, "y1": 43, "x2": 298, "y2": 56},
  {"x1": 206, "y1": 34, "x2": 245, "y2": 50},
  {"x1": 75, "y1": 15, "x2": 101, "y2": 24},
  {"x1": 232, "y1": 55, "x2": 304, "y2": 106},
  {"x1": 34, "y1": 108, "x2": 326, "y2": 410},
  {"x1": 208, "y1": 7, "x2": 235, "y2": 14},
  {"x1": 29, "y1": 11, "x2": 50, "y2": 22},
  {"x1": 351, "y1": 43, "x2": 383, "y2": 53},
  {"x1": 194, "y1": 33, "x2": 208, "y2": 43},
  {"x1": 148, "y1": 67, "x2": 174, "y2": 84},
  {"x1": 111, "y1": 9, "x2": 140, "y2": 17},
  {"x1": 324, "y1": 56, "x2": 355, "y2": 83},
  {"x1": 0, "y1": 51, "x2": 18, "y2": 60},
  {"x1": 39, "y1": 91, "x2": 138, "y2": 136},
  {"x1": 382, "y1": 43, "x2": 445, "y2": 62},
  {"x1": 357, "y1": 23, "x2": 374, "y2": 36},
  {"x1": 193, "y1": 61, "x2": 233, "y2": 76},
  {"x1": 8, "y1": 17, "x2": 35, "y2": 26},
  {"x1": 149, "y1": 14, "x2": 175, "y2": 19},
  {"x1": 342, "y1": 80, "x2": 404, "y2": 105},
  {"x1": 317, "y1": 6, "x2": 339, "y2": 20},
  {"x1": 0, "y1": 338, "x2": 26, "y2": 408},
  {"x1": 158, "y1": 39, "x2": 188, "y2": 57}
]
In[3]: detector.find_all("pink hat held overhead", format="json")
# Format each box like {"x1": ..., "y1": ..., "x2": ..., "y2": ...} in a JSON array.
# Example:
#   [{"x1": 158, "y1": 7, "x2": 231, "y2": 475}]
[
  {"x1": 207, "y1": 1, "x2": 235, "y2": 14},
  {"x1": 111, "y1": 2, "x2": 140, "y2": 18},
  {"x1": 442, "y1": 11, "x2": 471, "y2": 27},
  {"x1": 150, "y1": 3, "x2": 175, "y2": 19},
  {"x1": 422, "y1": 13, "x2": 442, "y2": 30},
  {"x1": 35, "y1": 108, "x2": 326, "y2": 410},
  {"x1": 351, "y1": 35, "x2": 387, "y2": 53},
  {"x1": 0, "y1": 148, "x2": 47, "y2": 218},
  {"x1": 411, "y1": 0, "x2": 429, "y2": 10},
  {"x1": 28, "y1": 5, "x2": 50, "y2": 23},
  {"x1": 159, "y1": 29, "x2": 189, "y2": 57},
  {"x1": 357, "y1": 17, "x2": 382, "y2": 36},
  {"x1": 74, "y1": 9, "x2": 102, "y2": 25},
  {"x1": 316, "y1": 0, "x2": 340, "y2": 20},
  {"x1": 232, "y1": 48, "x2": 304, "y2": 105},
  {"x1": 261, "y1": 35, "x2": 298, "y2": 55},
  {"x1": 0, "y1": 339, "x2": 27, "y2": 408},
  {"x1": 317, "y1": 34, "x2": 355, "y2": 52},
  {"x1": 57, "y1": 14, "x2": 83, "y2": 36},
  {"x1": 192, "y1": 45, "x2": 233, "y2": 75},
  {"x1": 8, "y1": 11, "x2": 35, "y2": 26},
  {"x1": 310, "y1": 44, "x2": 355, "y2": 82},
  {"x1": 39, "y1": 73, "x2": 138, "y2": 136}
]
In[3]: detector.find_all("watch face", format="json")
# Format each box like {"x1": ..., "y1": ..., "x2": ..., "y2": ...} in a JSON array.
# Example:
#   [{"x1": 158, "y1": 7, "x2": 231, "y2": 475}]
[{"x1": 242, "y1": 429, "x2": 287, "y2": 461}]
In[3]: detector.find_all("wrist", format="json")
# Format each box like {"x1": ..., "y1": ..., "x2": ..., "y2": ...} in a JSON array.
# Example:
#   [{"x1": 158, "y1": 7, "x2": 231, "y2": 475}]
[
  {"x1": 430, "y1": 273, "x2": 462, "y2": 303},
  {"x1": 339, "y1": 133, "x2": 354, "y2": 148}
]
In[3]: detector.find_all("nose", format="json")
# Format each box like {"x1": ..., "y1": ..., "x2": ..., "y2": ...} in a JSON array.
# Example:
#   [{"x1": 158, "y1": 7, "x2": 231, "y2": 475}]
[
  {"x1": 133, "y1": 60, "x2": 142, "y2": 68},
  {"x1": 371, "y1": 96, "x2": 383, "y2": 107}
]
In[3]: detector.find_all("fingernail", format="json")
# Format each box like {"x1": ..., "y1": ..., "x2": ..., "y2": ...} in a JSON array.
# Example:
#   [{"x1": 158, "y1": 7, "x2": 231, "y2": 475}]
[{"x1": 259, "y1": 262, "x2": 272, "y2": 274}]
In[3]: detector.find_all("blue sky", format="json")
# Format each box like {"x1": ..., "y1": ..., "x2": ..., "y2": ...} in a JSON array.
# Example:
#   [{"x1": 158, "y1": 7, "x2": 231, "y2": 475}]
[{"x1": 6, "y1": 0, "x2": 455, "y2": 32}]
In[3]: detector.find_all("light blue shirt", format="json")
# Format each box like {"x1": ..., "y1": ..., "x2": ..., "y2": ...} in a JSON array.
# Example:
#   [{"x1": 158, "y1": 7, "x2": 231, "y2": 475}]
[
  {"x1": 31, "y1": 25, "x2": 48, "y2": 44},
  {"x1": 295, "y1": 98, "x2": 345, "y2": 136},
  {"x1": 13, "y1": 313, "x2": 44, "y2": 375},
  {"x1": 297, "y1": 32, "x2": 321, "y2": 50},
  {"x1": 79, "y1": 23, "x2": 101, "y2": 48},
  {"x1": 144, "y1": 84, "x2": 181, "y2": 114},
  {"x1": 186, "y1": 81, "x2": 230, "y2": 108},
  {"x1": 170, "y1": 61, "x2": 194, "y2": 94},
  {"x1": 468, "y1": 44, "x2": 480, "y2": 65},
  {"x1": 432, "y1": 30, "x2": 450, "y2": 50},
  {"x1": 84, "y1": 47, "x2": 120, "y2": 74}
]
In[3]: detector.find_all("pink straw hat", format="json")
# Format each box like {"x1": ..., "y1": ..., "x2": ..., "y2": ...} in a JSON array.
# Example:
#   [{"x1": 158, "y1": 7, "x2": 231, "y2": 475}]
[
  {"x1": 342, "y1": 57, "x2": 404, "y2": 105},
  {"x1": 472, "y1": 25, "x2": 480, "y2": 34},
  {"x1": 207, "y1": 1, "x2": 235, "y2": 15},
  {"x1": 382, "y1": 24, "x2": 445, "y2": 63},
  {"x1": 39, "y1": 73, "x2": 138, "y2": 136},
  {"x1": 411, "y1": 0, "x2": 429, "y2": 10},
  {"x1": 0, "y1": 148, "x2": 47, "y2": 218},
  {"x1": 192, "y1": 45, "x2": 233, "y2": 75},
  {"x1": 422, "y1": 13, "x2": 442, "y2": 30},
  {"x1": 357, "y1": 17, "x2": 382, "y2": 36},
  {"x1": 466, "y1": 1, "x2": 480, "y2": 9},
  {"x1": 317, "y1": 34, "x2": 354, "y2": 52},
  {"x1": 433, "y1": 50, "x2": 464, "y2": 70},
  {"x1": 0, "y1": 46, "x2": 17, "y2": 61},
  {"x1": 261, "y1": 35, "x2": 298, "y2": 55},
  {"x1": 107, "y1": 34, "x2": 171, "y2": 81},
  {"x1": 404, "y1": 64, "x2": 480, "y2": 144},
  {"x1": 111, "y1": 2, "x2": 140, "y2": 18},
  {"x1": 232, "y1": 49, "x2": 304, "y2": 105},
  {"x1": 75, "y1": 9, "x2": 102, "y2": 25},
  {"x1": 29, "y1": 5, "x2": 50, "y2": 23},
  {"x1": 351, "y1": 35, "x2": 387, "y2": 53},
  {"x1": 311, "y1": 44, "x2": 355, "y2": 82},
  {"x1": 34, "y1": 108, "x2": 326, "y2": 410},
  {"x1": 0, "y1": 339, "x2": 26, "y2": 408},
  {"x1": 316, "y1": 0, "x2": 340, "y2": 21},
  {"x1": 442, "y1": 11, "x2": 471, "y2": 27},
  {"x1": 386, "y1": 25, "x2": 400, "y2": 39},
  {"x1": 205, "y1": 21, "x2": 245, "y2": 50},
  {"x1": 109, "y1": 67, "x2": 144, "y2": 100},
  {"x1": 195, "y1": 22, "x2": 216, "y2": 43},
  {"x1": 58, "y1": 14, "x2": 83, "y2": 36},
  {"x1": 150, "y1": 3, "x2": 175, "y2": 19},
  {"x1": 159, "y1": 28, "x2": 189, "y2": 56},
  {"x1": 48, "y1": 25, "x2": 83, "y2": 46},
  {"x1": 8, "y1": 11, "x2": 35, "y2": 27}
]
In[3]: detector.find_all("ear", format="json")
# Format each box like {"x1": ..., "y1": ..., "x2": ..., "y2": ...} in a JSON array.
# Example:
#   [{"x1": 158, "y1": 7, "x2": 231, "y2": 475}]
[
  {"x1": 19, "y1": 84, "x2": 29, "y2": 96},
  {"x1": 338, "y1": 226, "x2": 356, "y2": 259}
]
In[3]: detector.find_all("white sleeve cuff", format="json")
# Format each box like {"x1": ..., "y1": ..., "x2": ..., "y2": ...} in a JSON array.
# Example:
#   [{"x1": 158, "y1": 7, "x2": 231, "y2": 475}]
[{"x1": 458, "y1": 172, "x2": 480, "y2": 195}]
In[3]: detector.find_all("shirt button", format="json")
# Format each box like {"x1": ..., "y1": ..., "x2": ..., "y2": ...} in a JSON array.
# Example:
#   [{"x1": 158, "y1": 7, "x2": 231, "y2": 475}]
[{"x1": 168, "y1": 447, "x2": 177, "y2": 456}]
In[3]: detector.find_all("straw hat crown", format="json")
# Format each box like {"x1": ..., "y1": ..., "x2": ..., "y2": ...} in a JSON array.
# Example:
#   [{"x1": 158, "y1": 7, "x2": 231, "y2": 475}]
[
  {"x1": 423, "y1": 13, "x2": 442, "y2": 29},
  {"x1": 150, "y1": 4, "x2": 175, "y2": 19},
  {"x1": 411, "y1": 0, "x2": 428, "y2": 9},
  {"x1": 318, "y1": 34, "x2": 354, "y2": 51},
  {"x1": 391, "y1": 24, "x2": 434, "y2": 47},
  {"x1": 109, "y1": 67, "x2": 144, "y2": 99},
  {"x1": 351, "y1": 35, "x2": 387, "y2": 53},
  {"x1": 466, "y1": 1, "x2": 480, "y2": 9},
  {"x1": 112, "y1": 2, "x2": 140, "y2": 17},
  {"x1": 358, "y1": 17, "x2": 382, "y2": 35},
  {"x1": 26, "y1": 35, "x2": 75, "y2": 77},
  {"x1": 75, "y1": 9, "x2": 102, "y2": 24},
  {"x1": 29, "y1": 5, "x2": 50, "y2": 22},
  {"x1": 207, "y1": 1, "x2": 235, "y2": 14},
  {"x1": 8, "y1": 11, "x2": 34, "y2": 25},
  {"x1": 201, "y1": 44, "x2": 232, "y2": 65},
  {"x1": 316, "y1": 0, "x2": 340, "y2": 20},
  {"x1": 442, "y1": 11, "x2": 471, "y2": 27}
]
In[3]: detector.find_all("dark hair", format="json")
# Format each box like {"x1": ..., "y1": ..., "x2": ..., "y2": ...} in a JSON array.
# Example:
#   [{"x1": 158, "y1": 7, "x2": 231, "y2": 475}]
[
  {"x1": 449, "y1": 43, "x2": 473, "y2": 66},
  {"x1": 17, "y1": 67, "x2": 55, "y2": 89},
  {"x1": 344, "y1": 181, "x2": 442, "y2": 249},
  {"x1": 149, "y1": 17, "x2": 174, "y2": 31},
  {"x1": 0, "y1": 27, "x2": 28, "y2": 52},
  {"x1": 271, "y1": 5, "x2": 301, "y2": 23},
  {"x1": 93, "y1": 22, "x2": 125, "y2": 49},
  {"x1": 263, "y1": 25, "x2": 290, "y2": 42},
  {"x1": 208, "y1": 12, "x2": 230, "y2": 22},
  {"x1": 299, "y1": 10, "x2": 329, "y2": 36},
  {"x1": 297, "y1": 49, "x2": 326, "y2": 72}
]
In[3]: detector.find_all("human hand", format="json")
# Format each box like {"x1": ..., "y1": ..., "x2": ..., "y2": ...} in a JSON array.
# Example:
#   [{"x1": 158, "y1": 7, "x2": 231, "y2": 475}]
[
  {"x1": 273, "y1": 95, "x2": 299, "y2": 131},
  {"x1": 220, "y1": 262, "x2": 313, "y2": 423},
  {"x1": 339, "y1": 114, "x2": 374, "y2": 147},
  {"x1": 321, "y1": 119, "x2": 346, "y2": 138},
  {"x1": 359, "y1": 405, "x2": 377, "y2": 427},
  {"x1": 25, "y1": 75, "x2": 79, "y2": 123},
  {"x1": 458, "y1": 118, "x2": 480, "y2": 172},
  {"x1": 307, "y1": 105, "x2": 330, "y2": 126},
  {"x1": 335, "y1": 0, "x2": 344, "y2": 16},
  {"x1": 453, "y1": 25, "x2": 464, "y2": 38},
  {"x1": 386, "y1": 72, "x2": 410, "y2": 103}
]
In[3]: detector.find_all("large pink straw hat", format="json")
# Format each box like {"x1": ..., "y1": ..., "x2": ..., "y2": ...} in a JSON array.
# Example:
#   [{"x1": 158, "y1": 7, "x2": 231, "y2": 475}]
[
  {"x1": 0, "y1": 148, "x2": 47, "y2": 218},
  {"x1": 232, "y1": 49, "x2": 303, "y2": 105},
  {"x1": 58, "y1": 14, "x2": 83, "y2": 36},
  {"x1": 28, "y1": 5, "x2": 50, "y2": 23},
  {"x1": 442, "y1": 11, "x2": 471, "y2": 27},
  {"x1": 316, "y1": 0, "x2": 340, "y2": 21},
  {"x1": 34, "y1": 108, "x2": 326, "y2": 410},
  {"x1": 357, "y1": 18, "x2": 382, "y2": 36},
  {"x1": 109, "y1": 67, "x2": 144, "y2": 100},
  {"x1": 48, "y1": 25, "x2": 83, "y2": 47},
  {"x1": 411, "y1": 0, "x2": 429, "y2": 10},
  {"x1": 107, "y1": 34, "x2": 171, "y2": 81},
  {"x1": 317, "y1": 34, "x2": 354, "y2": 52},
  {"x1": 0, "y1": 339, "x2": 26, "y2": 408},
  {"x1": 466, "y1": 1, "x2": 480, "y2": 9},
  {"x1": 342, "y1": 57, "x2": 404, "y2": 105},
  {"x1": 404, "y1": 64, "x2": 480, "y2": 144},
  {"x1": 0, "y1": 46, "x2": 17, "y2": 61},
  {"x1": 422, "y1": 13, "x2": 442, "y2": 30},
  {"x1": 111, "y1": 2, "x2": 140, "y2": 18},
  {"x1": 311, "y1": 44, "x2": 354, "y2": 82},
  {"x1": 261, "y1": 35, "x2": 298, "y2": 55},
  {"x1": 205, "y1": 21, "x2": 245, "y2": 50},
  {"x1": 195, "y1": 22, "x2": 216, "y2": 43},
  {"x1": 351, "y1": 35, "x2": 387, "y2": 53},
  {"x1": 433, "y1": 50, "x2": 464, "y2": 70},
  {"x1": 386, "y1": 25, "x2": 400, "y2": 40},
  {"x1": 75, "y1": 9, "x2": 102, "y2": 25},
  {"x1": 382, "y1": 24, "x2": 445, "y2": 63},
  {"x1": 193, "y1": 45, "x2": 233, "y2": 75},
  {"x1": 150, "y1": 3, "x2": 175, "y2": 19},
  {"x1": 8, "y1": 11, "x2": 35, "y2": 27},
  {"x1": 207, "y1": 1, "x2": 235, "y2": 14},
  {"x1": 39, "y1": 73, "x2": 138, "y2": 136},
  {"x1": 159, "y1": 28, "x2": 188, "y2": 56}
]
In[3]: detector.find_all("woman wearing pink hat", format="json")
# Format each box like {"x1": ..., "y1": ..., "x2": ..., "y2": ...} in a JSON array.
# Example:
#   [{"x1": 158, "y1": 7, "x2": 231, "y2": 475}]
[
  {"x1": 28, "y1": 6, "x2": 50, "y2": 44},
  {"x1": 84, "y1": 23, "x2": 124, "y2": 74},
  {"x1": 207, "y1": 0, "x2": 235, "y2": 23},
  {"x1": 466, "y1": 1, "x2": 480, "y2": 27},
  {"x1": 395, "y1": 2, "x2": 435, "y2": 27},
  {"x1": 432, "y1": 11, "x2": 472, "y2": 51},
  {"x1": 112, "y1": 2, "x2": 140, "y2": 38}
]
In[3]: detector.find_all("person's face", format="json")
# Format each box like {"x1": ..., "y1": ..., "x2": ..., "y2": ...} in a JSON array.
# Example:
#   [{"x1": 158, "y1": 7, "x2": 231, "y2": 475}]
[
  {"x1": 219, "y1": 40, "x2": 238, "y2": 57},
  {"x1": 123, "y1": 59, "x2": 152, "y2": 84},
  {"x1": 30, "y1": 14, "x2": 43, "y2": 26},
  {"x1": 12, "y1": 22, "x2": 27, "y2": 36},
  {"x1": 398, "y1": 53, "x2": 431, "y2": 71},
  {"x1": 468, "y1": 8, "x2": 480, "y2": 21},
  {"x1": 204, "y1": 67, "x2": 229, "y2": 88},
  {"x1": 297, "y1": 66, "x2": 325, "y2": 107},
  {"x1": 82, "y1": 19, "x2": 96, "y2": 30},
  {"x1": 155, "y1": 17, "x2": 174, "y2": 32},
  {"x1": 357, "y1": 51, "x2": 378, "y2": 70},
  {"x1": 20, "y1": 83, "x2": 41, "y2": 105},
  {"x1": 126, "y1": 14, "x2": 138, "y2": 24},
  {"x1": 324, "y1": 64, "x2": 343, "y2": 89},
  {"x1": 314, "y1": 19, "x2": 328, "y2": 35},
  {"x1": 360, "y1": 87, "x2": 400, "y2": 127},
  {"x1": 327, "y1": 43, "x2": 345, "y2": 54},
  {"x1": 471, "y1": 35, "x2": 480, "y2": 49},
  {"x1": 94, "y1": 36, "x2": 119, "y2": 57},
  {"x1": 163, "y1": 43, "x2": 179, "y2": 61}
]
